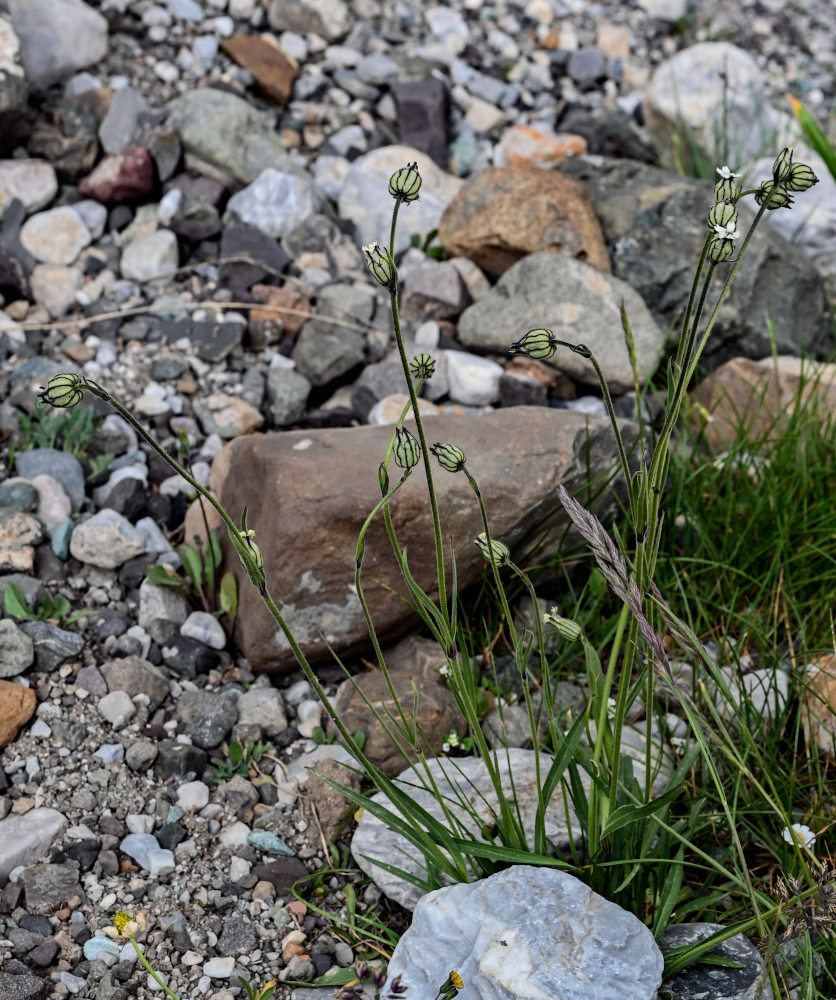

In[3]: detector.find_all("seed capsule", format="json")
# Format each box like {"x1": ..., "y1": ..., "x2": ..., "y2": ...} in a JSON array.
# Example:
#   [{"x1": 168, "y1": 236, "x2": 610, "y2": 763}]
[
  {"x1": 707, "y1": 201, "x2": 738, "y2": 231},
  {"x1": 394, "y1": 427, "x2": 421, "y2": 470},
  {"x1": 38, "y1": 372, "x2": 85, "y2": 408},
  {"x1": 362, "y1": 241, "x2": 396, "y2": 288},
  {"x1": 430, "y1": 442, "x2": 466, "y2": 472},
  {"x1": 388, "y1": 162, "x2": 422, "y2": 202},
  {"x1": 474, "y1": 532, "x2": 510, "y2": 567},
  {"x1": 755, "y1": 180, "x2": 793, "y2": 210},
  {"x1": 786, "y1": 162, "x2": 819, "y2": 192},
  {"x1": 771, "y1": 147, "x2": 793, "y2": 183},
  {"x1": 509, "y1": 327, "x2": 557, "y2": 361},
  {"x1": 543, "y1": 608, "x2": 582, "y2": 641},
  {"x1": 708, "y1": 237, "x2": 735, "y2": 262},
  {"x1": 409, "y1": 353, "x2": 436, "y2": 380},
  {"x1": 713, "y1": 165, "x2": 740, "y2": 202}
]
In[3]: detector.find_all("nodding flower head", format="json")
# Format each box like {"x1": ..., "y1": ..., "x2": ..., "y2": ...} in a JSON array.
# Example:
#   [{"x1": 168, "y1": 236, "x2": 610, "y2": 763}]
[
  {"x1": 362, "y1": 241, "x2": 396, "y2": 289},
  {"x1": 38, "y1": 372, "x2": 86, "y2": 408},
  {"x1": 430, "y1": 442, "x2": 466, "y2": 473},
  {"x1": 389, "y1": 162, "x2": 422, "y2": 203},
  {"x1": 544, "y1": 608, "x2": 583, "y2": 641},
  {"x1": 394, "y1": 426, "x2": 421, "y2": 470},
  {"x1": 755, "y1": 179, "x2": 793, "y2": 210},
  {"x1": 509, "y1": 327, "x2": 558, "y2": 361},
  {"x1": 409, "y1": 353, "x2": 436, "y2": 381},
  {"x1": 786, "y1": 161, "x2": 819, "y2": 192},
  {"x1": 714, "y1": 164, "x2": 740, "y2": 202},
  {"x1": 708, "y1": 237, "x2": 735, "y2": 263},
  {"x1": 772, "y1": 147, "x2": 794, "y2": 183},
  {"x1": 474, "y1": 532, "x2": 510, "y2": 567}
]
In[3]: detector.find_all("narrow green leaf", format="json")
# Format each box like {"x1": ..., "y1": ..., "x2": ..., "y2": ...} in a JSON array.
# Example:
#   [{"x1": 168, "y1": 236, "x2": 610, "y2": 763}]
[
  {"x1": 220, "y1": 572, "x2": 238, "y2": 622},
  {"x1": 788, "y1": 93, "x2": 836, "y2": 183},
  {"x1": 179, "y1": 544, "x2": 203, "y2": 590},
  {"x1": 146, "y1": 565, "x2": 183, "y2": 589},
  {"x1": 3, "y1": 583, "x2": 37, "y2": 621}
]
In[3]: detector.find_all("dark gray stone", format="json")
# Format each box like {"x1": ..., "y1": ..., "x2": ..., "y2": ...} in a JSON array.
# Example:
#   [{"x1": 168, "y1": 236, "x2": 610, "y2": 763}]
[
  {"x1": 392, "y1": 77, "x2": 449, "y2": 167},
  {"x1": 400, "y1": 259, "x2": 472, "y2": 323},
  {"x1": 218, "y1": 915, "x2": 257, "y2": 955},
  {"x1": 283, "y1": 214, "x2": 366, "y2": 284},
  {"x1": 219, "y1": 224, "x2": 290, "y2": 292},
  {"x1": 0, "y1": 971, "x2": 50, "y2": 1000},
  {"x1": 100, "y1": 656, "x2": 170, "y2": 708},
  {"x1": 350, "y1": 356, "x2": 405, "y2": 422},
  {"x1": 20, "y1": 862, "x2": 81, "y2": 915},
  {"x1": 568, "y1": 48, "x2": 607, "y2": 87},
  {"x1": 0, "y1": 481, "x2": 39, "y2": 511},
  {"x1": 558, "y1": 157, "x2": 832, "y2": 368},
  {"x1": 175, "y1": 690, "x2": 238, "y2": 750},
  {"x1": 659, "y1": 923, "x2": 764, "y2": 1000},
  {"x1": 19, "y1": 621, "x2": 85, "y2": 670},
  {"x1": 9, "y1": 928, "x2": 43, "y2": 954},
  {"x1": 193, "y1": 318, "x2": 246, "y2": 363},
  {"x1": 291, "y1": 282, "x2": 375, "y2": 387}
]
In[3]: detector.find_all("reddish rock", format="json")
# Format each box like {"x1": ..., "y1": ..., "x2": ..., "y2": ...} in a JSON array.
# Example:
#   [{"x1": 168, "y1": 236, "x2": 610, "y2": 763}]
[
  {"x1": 495, "y1": 126, "x2": 588, "y2": 169},
  {"x1": 250, "y1": 284, "x2": 311, "y2": 339},
  {"x1": 438, "y1": 166, "x2": 610, "y2": 278},
  {"x1": 221, "y1": 34, "x2": 297, "y2": 106},
  {"x1": 0, "y1": 680, "x2": 36, "y2": 749},
  {"x1": 79, "y1": 146, "x2": 155, "y2": 203}
]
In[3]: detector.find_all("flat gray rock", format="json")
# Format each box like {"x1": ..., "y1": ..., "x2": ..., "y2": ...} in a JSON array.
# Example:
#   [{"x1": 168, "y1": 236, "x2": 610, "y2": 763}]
[
  {"x1": 0, "y1": 808, "x2": 67, "y2": 884},
  {"x1": 385, "y1": 867, "x2": 663, "y2": 1000},
  {"x1": 659, "y1": 922, "x2": 768, "y2": 1000}
]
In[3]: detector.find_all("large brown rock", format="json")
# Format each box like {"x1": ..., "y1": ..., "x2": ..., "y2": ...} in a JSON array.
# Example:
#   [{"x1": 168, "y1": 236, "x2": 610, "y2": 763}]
[
  {"x1": 438, "y1": 167, "x2": 610, "y2": 279},
  {"x1": 329, "y1": 635, "x2": 464, "y2": 776},
  {"x1": 0, "y1": 679, "x2": 35, "y2": 749},
  {"x1": 220, "y1": 35, "x2": 297, "y2": 106},
  {"x1": 689, "y1": 356, "x2": 836, "y2": 452},
  {"x1": 186, "y1": 407, "x2": 634, "y2": 672}
]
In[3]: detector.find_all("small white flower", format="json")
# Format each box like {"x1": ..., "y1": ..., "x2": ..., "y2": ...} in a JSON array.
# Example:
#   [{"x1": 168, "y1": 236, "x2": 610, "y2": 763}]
[
  {"x1": 782, "y1": 823, "x2": 816, "y2": 849},
  {"x1": 442, "y1": 741, "x2": 451, "y2": 753},
  {"x1": 606, "y1": 697, "x2": 617, "y2": 722},
  {"x1": 438, "y1": 663, "x2": 450, "y2": 677},
  {"x1": 716, "y1": 165, "x2": 739, "y2": 180},
  {"x1": 713, "y1": 222, "x2": 740, "y2": 240}
]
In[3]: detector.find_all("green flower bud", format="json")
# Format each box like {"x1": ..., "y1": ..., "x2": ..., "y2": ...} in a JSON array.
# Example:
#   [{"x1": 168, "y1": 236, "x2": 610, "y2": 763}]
[
  {"x1": 707, "y1": 201, "x2": 738, "y2": 231},
  {"x1": 474, "y1": 532, "x2": 510, "y2": 567},
  {"x1": 543, "y1": 608, "x2": 582, "y2": 641},
  {"x1": 786, "y1": 162, "x2": 819, "y2": 192},
  {"x1": 708, "y1": 236, "x2": 735, "y2": 262},
  {"x1": 772, "y1": 147, "x2": 793, "y2": 183},
  {"x1": 394, "y1": 427, "x2": 421, "y2": 470},
  {"x1": 38, "y1": 372, "x2": 85, "y2": 408},
  {"x1": 409, "y1": 353, "x2": 436, "y2": 380},
  {"x1": 230, "y1": 527, "x2": 265, "y2": 588},
  {"x1": 714, "y1": 165, "x2": 740, "y2": 202},
  {"x1": 509, "y1": 327, "x2": 557, "y2": 361},
  {"x1": 755, "y1": 180, "x2": 793, "y2": 210},
  {"x1": 430, "y1": 442, "x2": 466, "y2": 473},
  {"x1": 362, "y1": 241, "x2": 396, "y2": 289},
  {"x1": 388, "y1": 162, "x2": 422, "y2": 203}
]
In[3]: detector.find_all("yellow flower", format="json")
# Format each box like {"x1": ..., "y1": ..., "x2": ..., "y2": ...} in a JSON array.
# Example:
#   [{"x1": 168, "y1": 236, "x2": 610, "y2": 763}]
[{"x1": 103, "y1": 910, "x2": 147, "y2": 940}]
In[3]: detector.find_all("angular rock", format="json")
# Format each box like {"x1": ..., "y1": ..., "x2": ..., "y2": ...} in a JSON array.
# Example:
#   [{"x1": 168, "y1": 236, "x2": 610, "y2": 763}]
[
  {"x1": 29, "y1": 263, "x2": 83, "y2": 319},
  {"x1": 645, "y1": 43, "x2": 774, "y2": 171},
  {"x1": 18, "y1": 622, "x2": 84, "y2": 671},
  {"x1": 331, "y1": 635, "x2": 462, "y2": 776},
  {"x1": 0, "y1": 16, "x2": 27, "y2": 128},
  {"x1": 79, "y1": 146, "x2": 154, "y2": 203},
  {"x1": 266, "y1": 0, "x2": 350, "y2": 41},
  {"x1": 138, "y1": 577, "x2": 189, "y2": 631},
  {"x1": 802, "y1": 654, "x2": 836, "y2": 757},
  {"x1": 9, "y1": 0, "x2": 108, "y2": 87},
  {"x1": 458, "y1": 251, "x2": 663, "y2": 393},
  {"x1": 0, "y1": 618, "x2": 34, "y2": 677},
  {"x1": 19, "y1": 206, "x2": 91, "y2": 266},
  {"x1": 98, "y1": 86, "x2": 148, "y2": 155},
  {"x1": 175, "y1": 689, "x2": 238, "y2": 749},
  {"x1": 439, "y1": 167, "x2": 610, "y2": 278},
  {"x1": 391, "y1": 77, "x2": 449, "y2": 168},
  {"x1": 494, "y1": 125, "x2": 587, "y2": 170},
  {"x1": 100, "y1": 656, "x2": 170, "y2": 708},
  {"x1": 0, "y1": 972, "x2": 49, "y2": 1000},
  {"x1": 186, "y1": 406, "x2": 634, "y2": 671},
  {"x1": 444, "y1": 350, "x2": 503, "y2": 406},
  {"x1": 237, "y1": 685, "x2": 288, "y2": 738},
  {"x1": 265, "y1": 366, "x2": 311, "y2": 427},
  {"x1": 120, "y1": 229, "x2": 179, "y2": 282},
  {"x1": 400, "y1": 259, "x2": 471, "y2": 323},
  {"x1": 385, "y1": 867, "x2": 663, "y2": 999},
  {"x1": 220, "y1": 34, "x2": 297, "y2": 106},
  {"x1": 339, "y1": 145, "x2": 463, "y2": 255},
  {"x1": 219, "y1": 225, "x2": 290, "y2": 293},
  {"x1": 659, "y1": 923, "x2": 765, "y2": 1000},
  {"x1": 225, "y1": 168, "x2": 316, "y2": 239},
  {"x1": 282, "y1": 213, "x2": 366, "y2": 285},
  {"x1": 192, "y1": 393, "x2": 264, "y2": 439},
  {"x1": 563, "y1": 155, "x2": 832, "y2": 368},
  {"x1": 15, "y1": 449, "x2": 85, "y2": 511},
  {"x1": 20, "y1": 862, "x2": 80, "y2": 915},
  {"x1": 0, "y1": 678, "x2": 36, "y2": 749},
  {"x1": 167, "y1": 87, "x2": 306, "y2": 188},
  {"x1": 0, "y1": 160, "x2": 57, "y2": 215},
  {"x1": 70, "y1": 510, "x2": 146, "y2": 568}
]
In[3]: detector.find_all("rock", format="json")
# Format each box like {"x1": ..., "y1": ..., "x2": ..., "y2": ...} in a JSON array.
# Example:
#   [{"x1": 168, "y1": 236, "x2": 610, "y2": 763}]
[
  {"x1": 689, "y1": 356, "x2": 836, "y2": 452},
  {"x1": 120, "y1": 229, "x2": 179, "y2": 282},
  {"x1": 237, "y1": 685, "x2": 288, "y2": 738},
  {"x1": 0, "y1": 509, "x2": 43, "y2": 547},
  {"x1": 18, "y1": 622, "x2": 85, "y2": 670},
  {"x1": 400, "y1": 259, "x2": 471, "y2": 323},
  {"x1": 0, "y1": 972, "x2": 49, "y2": 1000},
  {"x1": 220, "y1": 34, "x2": 297, "y2": 105},
  {"x1": 175, "y1": 689, "x2": 238, "y2": 749},
  {"x1": 79, "y1": 146, "x2": 154, "y2": 202},
  {"x1": 176, "y1": 780, "x2": 210, "y2": 812},
  {"x1": 713, "y1": 666, "x2": 790, "y2": 728},
  {"x1": 188, "y1": 407, "x2": 634, "y2": 673},
  {"x1": 29, "y1": 263, "x2": 82, "y2": 318},
  {"x1": 385, "y1": 867, "x2": 663, "y2": 999},
  {"x1": 659, "y1": 923, "x2": 765, "y2": 999},
  {"x1": 0, "y1": 16, "x2": 27, "y2": 127},
  {"x1": 439, "y1": 167, "x2": 609, "y2": 279},
  {"x1": 0, "y1": 575, "x2": 45, "y2": 617},
  {"x1": 100, "y1": 656, "x2": 170, "y2": 708},
  {"x1": 138, "y1": 578, "x2": 189, "y2": 631},
  {"x1": 70, "y1": 510, "x2": 146, "y2": 568},
  {"x1": 0, "y1": 678, "x2": 36, "y2": 749},
  {"x1": 167, "y1": 87, "x2": 305, "y2": 188},
  {"x1": 98, "y1": 690, "x2": 136, "y2": 728},
  {"x1": 265, "y1": 367, "x2": 311, "y2": 427},
  {"x1": 563, "y1": 156, "x2": 832, "y2": 367},
  {"x1": 283, "y1": 213, "x2": 366, "y2": 284},
  {"x1": 266, "y1": 0, "x2": 350, "y2": 41},
  {"x1": 119, "y1": 833, "x2": 174, "y2": 875},
  {"x1": 9, "y1": 0, "x2": 108, "y2": 87},
  {"x1": 636, "y1": 0, "x2": 686, "y2": 17},
  {"x1": 391, "y1": 78, "x2": 449, "y2": 168},
  {"x1": 644, "y1": 43, "x2": 775, "y2": 172},
  {"x1": 339, "y1": 145, "x2": 463, "y2": 255},
  {"x1": 20, "y1": 862, "x2": 81, "y2": 915},
  {"x1": 331, "y1": 636, "x2": 462, "y2": 775},
  {"x1": 557, "y1": 108, "x2": 656, "y2": 163},
  {"x1": 192, "y1": 393, "x2": 264, "y2": 438},
  {"x1": 204, "y1": 956, "x2": 236, "y2": 979},
  {"x1": 226, "y1": 168, "x2": 316, "y2": 239},
  {"x1": 219, "y1": 225, "x2": 290, "y2": 294},
  {"x1": 458, "y1": 252, "x2": 663, "y2": 393},
  {"x1": 181, "y1": 611, "x2": 227, "y2": 650},
  {"x1": 290, "y1": 280, "x2": 369, "y2": 386},
  {"x1": 98, "y1": 86, "x2": 148, "y2": 155},
  {"x1": 154, "y1": 740, "x2": 207, "y2": 780},
  {"x1": 444, "y1": 351, "x2": 503, "y2": 406},
  {"x1": 0, "y1": 618, "x2": 34, "y2": 677},
  {"x1": 494, "y1": 125, "x2": 587, "y2": 169},
  {"x1": 16, "y1": 449, "x2": 85, "y2": 511},
  {"x1": 802, "y1": 655, "x2": 836, "y2": 756},
  {"x1": 19, "y1": 206, "x2": 91, "y2": 266},
  {"x1": 0, "y1": 160, "x2": 58, "y2": 215}
]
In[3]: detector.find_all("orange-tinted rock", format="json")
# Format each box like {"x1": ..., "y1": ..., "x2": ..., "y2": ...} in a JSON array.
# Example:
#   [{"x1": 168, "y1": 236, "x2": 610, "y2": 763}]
[
  {"x1": 221, "y1": 34, "x2": 297, "y2": 106},
  {"x1": 438, "y1": 166, "x2": 610, "y2": 278},
  {"x1": 79, "y1": 146, "x2": 154, "y2": 203},
  {"x1": 250, "y1": 284, "x2": 311, "y2": 339},
  {"x1": 689, "y1": 356, "x2": 836, "y2": 452},
  {"x1": 496, "y1": 126, "x2": 588, "y2": 169},
  {"x1": 0, "y1": 680, "x2": 36, "y2": 749}
]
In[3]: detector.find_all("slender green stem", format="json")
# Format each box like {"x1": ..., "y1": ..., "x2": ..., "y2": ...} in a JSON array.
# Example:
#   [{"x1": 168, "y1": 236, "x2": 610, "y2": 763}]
[{"x1": 130, "y1": 938, "x2": 181, "y2": 1000}]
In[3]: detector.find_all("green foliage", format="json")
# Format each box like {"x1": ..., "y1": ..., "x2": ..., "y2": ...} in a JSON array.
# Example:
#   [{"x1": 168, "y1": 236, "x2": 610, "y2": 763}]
[
  {"x1": 146, "y1": 530, "x2": 238, "y2": 628},
  {"x1": 409, "y1": 227, "x2": 445, "y2": 260},
  {"x1": 311, "y1": 725, "x2": 367, "y2": 751},
  {"x1": 3, "y1": 581, "x2": 93, "y2": 627},
  {"x1": 211, "y1": 738, "x2": 271, "y2": 781},
  {"x1": 237, "y1": 977, "x2": 276, "y2": 1000},
  {"x1": 15, "y1": 398, "x2": 103, "y2": 459},
  {"x1": 788, "y1": 93, "x2": 836, "y2": 183}
]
